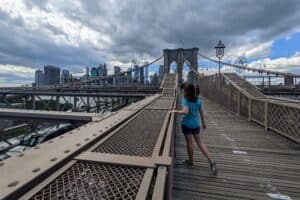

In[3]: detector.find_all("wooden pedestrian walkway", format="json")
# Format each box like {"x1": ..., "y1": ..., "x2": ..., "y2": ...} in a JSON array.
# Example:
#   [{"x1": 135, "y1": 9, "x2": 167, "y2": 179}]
[{"x1": 173, "y1": 97, "x2": 300, "y2": 200}]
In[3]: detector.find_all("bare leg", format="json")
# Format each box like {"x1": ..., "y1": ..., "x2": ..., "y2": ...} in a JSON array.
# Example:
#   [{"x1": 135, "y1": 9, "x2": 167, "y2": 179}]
[
  {"x1": 184, "y1": 134, "x2": 194, "y2": 162},
  {"x1": 193, "y1": 134, "x2": 213, "y2": 164}
]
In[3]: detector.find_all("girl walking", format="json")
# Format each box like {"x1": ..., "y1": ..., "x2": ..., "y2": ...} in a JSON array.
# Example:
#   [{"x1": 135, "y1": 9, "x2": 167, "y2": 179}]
[{"x1": 171, "y1": 83, "x2": 217, "y2": 175}]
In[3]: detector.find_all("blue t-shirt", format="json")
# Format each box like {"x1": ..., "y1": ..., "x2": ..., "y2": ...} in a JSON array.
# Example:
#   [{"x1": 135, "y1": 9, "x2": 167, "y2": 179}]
[{"x1": 181, "y1": 98, "x2": 202, "y2": 128}]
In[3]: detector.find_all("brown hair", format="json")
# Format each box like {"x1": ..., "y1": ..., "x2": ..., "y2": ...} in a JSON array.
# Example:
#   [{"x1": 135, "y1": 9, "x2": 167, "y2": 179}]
[
  {"x1": 184, "y1": 83, "x2": 197, "y2": 102},
  {"x1": 180, "y1": 82, "x2": 187, "y2": 90},
  {"x1": 196, "y1": 85, "x2": 200, "y2": 96}
]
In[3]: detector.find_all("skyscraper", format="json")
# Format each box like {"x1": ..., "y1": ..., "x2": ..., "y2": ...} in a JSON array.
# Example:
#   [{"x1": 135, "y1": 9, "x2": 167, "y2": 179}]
[
  {"x1": 114, "y1": 66, "x2": 121, "y2": 75},
  {"x1": 159, "y1": 65, "x2": 164, "y2": 77},
  {"x1": 90, "y1": 67, "x2": 98, "y2": 78},
  {"x1": 35, "y1": 69, "x2": 44, "y2": 86},
  {"x1": 139, "y1": 67, "x2": 144, "y2": 84},
  {"x1": 98, "y1": 63, "x2": 107, "y2": 77},
  {"x1": 61, "y1": 69, "x2": 70, "y2": 84},
  {"x1": 133, "y1": 65, "x2": 139, "y2": 82},
  {"x1": 144, "y1": 66, "x2": 149, "y2": 84},
  {"x1": 126, "y1": 68, "x2": 132, "y2": 84},
  {"x1": 86, "y1": 67, "x2": 90, "y2": 77},
  {"x1": 44, "y1": 65, "x2": 60, "y2": 85}
]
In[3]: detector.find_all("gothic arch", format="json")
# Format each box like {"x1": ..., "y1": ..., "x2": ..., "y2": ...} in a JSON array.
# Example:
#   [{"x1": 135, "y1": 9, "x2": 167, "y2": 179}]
[{"x1": 163, "y1": 48, "x2": 198, "y2": 84}]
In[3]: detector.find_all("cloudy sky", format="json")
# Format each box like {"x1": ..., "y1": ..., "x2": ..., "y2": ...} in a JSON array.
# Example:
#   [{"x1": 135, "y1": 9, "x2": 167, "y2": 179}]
[{"x1": 0, "y1": 0, "x2": 300, "y2": 86}]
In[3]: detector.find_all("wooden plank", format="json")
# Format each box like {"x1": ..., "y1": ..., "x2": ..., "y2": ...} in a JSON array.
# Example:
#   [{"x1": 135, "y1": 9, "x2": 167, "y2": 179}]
[
  {"x1": 152, "y1": 166, "x2": 167, "y2": 200},
  {"x1": 172, "y1": 97, "x2": 300, "y2": 199},
  {"x1": 75, "y1": 152, "x2": 156, "y2": 168},
  {"x1": 135, "y1": 168, "x2": 154, "y2": 200}
]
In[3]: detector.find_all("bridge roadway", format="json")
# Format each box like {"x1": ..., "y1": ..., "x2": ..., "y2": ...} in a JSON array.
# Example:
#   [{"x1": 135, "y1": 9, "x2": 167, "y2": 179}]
[{"x1": 173, "y1": 97, "x2": 300, "y2": 200}]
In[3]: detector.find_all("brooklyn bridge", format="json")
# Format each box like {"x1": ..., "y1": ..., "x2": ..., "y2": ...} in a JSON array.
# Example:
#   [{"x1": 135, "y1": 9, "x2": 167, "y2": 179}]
[{"x1": 0, "y1": 48, "x2": 299, "y2": 200}]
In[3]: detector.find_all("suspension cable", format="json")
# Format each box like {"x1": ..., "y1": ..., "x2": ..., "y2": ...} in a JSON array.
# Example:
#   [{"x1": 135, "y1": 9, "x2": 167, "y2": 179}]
[{"x1": 198, "y1": 52, "x2": 300, "y2": 77}]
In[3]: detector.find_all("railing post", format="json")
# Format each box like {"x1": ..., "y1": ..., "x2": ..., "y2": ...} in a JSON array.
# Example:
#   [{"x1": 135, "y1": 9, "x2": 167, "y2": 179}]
[
  {"x1": 219, "y1": 75, "x2": 222, "y2": 105},
  {"x1": 55, "y1": 95, "x2": 60, "y2": 111},
  {"x1": 248, "y1": 97, "x2": 252, "y2": 122},
  {"x1": 237, "y1": 91, "x2": 241, "y2": 116},
  {"x1": 264, "y1": 101, "x2": 268, "y2": 130},
  {"x1": 32, "y1": 95, "x2": 36, "y2": 110},
  {"x1": 230, "y1": 84, "x2": 233, "y2": 111}
]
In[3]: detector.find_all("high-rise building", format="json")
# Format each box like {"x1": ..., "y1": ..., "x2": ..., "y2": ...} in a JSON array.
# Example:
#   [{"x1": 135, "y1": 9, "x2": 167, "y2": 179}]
[
  {"x1": 150, "y1": 73, "x2": 159, "y2": 85},
  {"x1": 98, "y1": 63, "x2": 107, "y2": 77},
  {"x1": 35, "y1": 70, "x2": 44, "y2": 86},
  {"x1": 133, "y1": 65, "x2": 139, "y2": 82},
  {"x1": 159, "y1": 65, "x2": 164, "y2": 77},
  {"x1": 90, "y1": 67, "x2": 99, "y2": 78},
  {"x1": 61, "y1": 69, "x2": 70, "y2": 84},
  {"x1": 114, "y1": 66, "x2": 121, "y2": 75},
  {"x1": 139, "y1": 67, "x2": 144, "y2": 84},
  {"x1": 126, "y1": 68, "x2": 132, "y2": 84},
  {"x1": 144, "y1": 66, "x2": 149, "y2": 84},
  {"x1": 44, "y1": 65, "x2": 60, "y2": 85}
]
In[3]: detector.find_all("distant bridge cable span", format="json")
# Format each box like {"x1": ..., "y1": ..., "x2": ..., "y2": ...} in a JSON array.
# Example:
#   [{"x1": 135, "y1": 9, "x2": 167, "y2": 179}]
[{"x1": 197, "y1": 52, "x2": 300, "y2": 78}]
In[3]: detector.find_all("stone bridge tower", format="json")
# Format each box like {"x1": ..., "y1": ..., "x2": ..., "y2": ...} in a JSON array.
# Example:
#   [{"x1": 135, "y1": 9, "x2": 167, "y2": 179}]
[{"x1": 163, "y1": 48, "x2": 199, "y2": 85}]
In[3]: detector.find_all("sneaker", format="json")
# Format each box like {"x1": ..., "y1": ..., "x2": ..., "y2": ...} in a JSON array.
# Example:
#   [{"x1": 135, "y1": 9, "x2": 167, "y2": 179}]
[
  {"x1": 184, "y1": 160, "x2": 194, "y2": 166},
  {"x1": 210, "y1": 162, "x2": 218, "y2": 175}
]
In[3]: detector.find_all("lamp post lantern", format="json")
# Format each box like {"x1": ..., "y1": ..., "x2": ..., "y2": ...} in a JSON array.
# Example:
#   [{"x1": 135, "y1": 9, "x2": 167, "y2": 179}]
[{"x1": 215, "y1": 40, "x2": 225, "y2": 74}]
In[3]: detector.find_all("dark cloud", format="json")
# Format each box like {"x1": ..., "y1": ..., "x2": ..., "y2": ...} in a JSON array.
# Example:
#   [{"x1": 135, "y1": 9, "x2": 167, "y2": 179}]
[{"x1": 0, "y1": 0, "x2": 300, "y2": 74}]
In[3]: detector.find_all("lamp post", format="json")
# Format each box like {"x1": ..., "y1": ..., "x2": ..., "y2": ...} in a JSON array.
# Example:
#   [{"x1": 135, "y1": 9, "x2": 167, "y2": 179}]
[{"x1": 215, "y1": 40, "x2": 225, "y2": 74}]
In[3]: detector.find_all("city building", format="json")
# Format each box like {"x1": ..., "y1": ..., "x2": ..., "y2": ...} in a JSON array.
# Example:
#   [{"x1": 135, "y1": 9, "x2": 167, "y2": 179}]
[
  {"x1": 86, "y1": 67, "x2": 90, "y2": 77},
  {"x1": 139, "y1": 67, "x2": 144, "y2": 84},
  {"x1": 61, "y1": 69, "x2": 70, "y2": 84},
  {"x1": 133, "y1": 65, "x2": 139, "y2": 83},
  {"x1": 114, "y1": 66, "x2": 121, "y2": 75},
  {"x1": 144, "y1": 65, "x2": 149, "y2": 82},
  {"x1": 159, "y1": 65, "x2": 164, "y2": 77},
  {"x1": 44, "y1": 65, "x2": 60, "y2": 85},
  {"x1": 150, "y1": 73, "x2": 159, "y2": 85},
  {"x1": 126, "y1": 68, "x2": 132, "y2": 84},
  {"x1": 35, "y1": 69, "x2": 44, "y2": 86},
  {"x1": 90, "y1": 67, "x2": 98, "y2": 78},
  {"x1": 98, "y1": 63, "x2": 107, "y2": 77}
]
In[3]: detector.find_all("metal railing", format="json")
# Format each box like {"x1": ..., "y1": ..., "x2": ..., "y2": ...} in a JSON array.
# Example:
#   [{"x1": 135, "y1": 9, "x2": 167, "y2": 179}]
[{"x1": 198, "y1": 73, "x2": 300, "y2": 144}]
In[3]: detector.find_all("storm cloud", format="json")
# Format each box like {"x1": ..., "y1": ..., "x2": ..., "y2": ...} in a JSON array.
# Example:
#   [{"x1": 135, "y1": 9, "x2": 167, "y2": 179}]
[{"x1": 0, "y1": 0, "x2": 300, "y2": 85}]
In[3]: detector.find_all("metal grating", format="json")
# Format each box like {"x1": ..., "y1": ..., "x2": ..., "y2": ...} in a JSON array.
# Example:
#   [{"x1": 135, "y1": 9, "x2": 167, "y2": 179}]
[
  {"x1": 148, "y1": 98, "x2": 174, "y2": 109},
  {"x1": 93, "y1": 110, "x2": 168, "y2": 157},
  {"x1": 162, "y1": 81, "x2": 175, "y2": 88},
  {"x1": 29, "y1": 161, "x2": 146, "y2": 200},
  {"x1": 163, "y1": 88, "x2": 174, "y2": 96}
]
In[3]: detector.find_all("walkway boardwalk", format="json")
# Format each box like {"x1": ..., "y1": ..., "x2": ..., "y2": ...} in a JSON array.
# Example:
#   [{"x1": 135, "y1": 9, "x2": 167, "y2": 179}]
[{"x1": 173, "y1": 97, "x2": 300, "y2": 200}]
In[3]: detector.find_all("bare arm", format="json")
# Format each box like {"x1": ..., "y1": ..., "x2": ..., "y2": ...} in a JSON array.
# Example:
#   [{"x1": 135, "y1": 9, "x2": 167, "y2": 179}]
[
  {"x1": 199, "y1": 108, "x2": 207, "y2": 129},
  {"x1": 170, "y1": 106, "x2": 189, "y2": 115}
]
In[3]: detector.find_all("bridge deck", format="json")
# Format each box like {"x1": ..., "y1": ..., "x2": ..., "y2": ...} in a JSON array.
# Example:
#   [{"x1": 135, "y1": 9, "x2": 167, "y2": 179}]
[{"x1": 173, "y1": 97, "x2": 300, "y2": 200}]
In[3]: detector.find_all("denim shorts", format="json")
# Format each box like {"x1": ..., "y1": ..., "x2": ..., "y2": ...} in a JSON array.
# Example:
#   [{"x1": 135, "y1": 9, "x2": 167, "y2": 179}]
[{"x1": 181, "y1": 125, "x2": 200, "y2": 135}]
